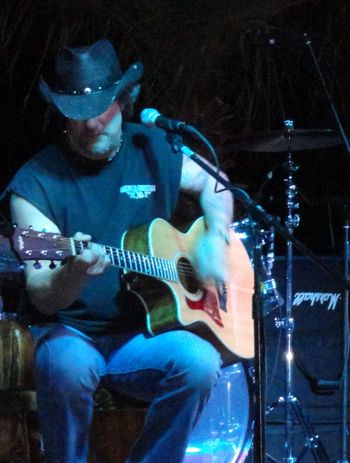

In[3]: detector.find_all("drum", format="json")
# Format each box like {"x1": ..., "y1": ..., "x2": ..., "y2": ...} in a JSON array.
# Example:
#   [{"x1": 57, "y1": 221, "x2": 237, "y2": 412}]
[
  {"x1": 184, "y1": 362, "x2": 254, "y2": 463},
  {"x1": 232, "y1": 219, "x2": 283, "y2": 315},
  {"x1": 232, "y1": 218, "x2": 274, "y2": 265}
]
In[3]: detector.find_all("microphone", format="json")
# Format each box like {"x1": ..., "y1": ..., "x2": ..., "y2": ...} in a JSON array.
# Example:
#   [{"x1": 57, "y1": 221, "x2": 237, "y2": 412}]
[{"x1": 140, "y1": 108, "x2": 192, "y2": 134}]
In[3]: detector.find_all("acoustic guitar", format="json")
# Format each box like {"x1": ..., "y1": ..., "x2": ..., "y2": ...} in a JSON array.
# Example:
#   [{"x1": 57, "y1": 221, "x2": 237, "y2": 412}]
[{"x1": 12, "y1": 217, "x2": 254, "y2": 365}]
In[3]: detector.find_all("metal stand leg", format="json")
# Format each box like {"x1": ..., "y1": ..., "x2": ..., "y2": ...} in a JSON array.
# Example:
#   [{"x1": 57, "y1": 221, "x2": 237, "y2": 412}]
[
  {"x1": 266, "y1": 120, "x2": 331, "y2": 463},
  {"x1": 339, "y1": 221, "x2": 349, "y2": 463},
  {"x1": 266, "y1": 395, "x2": 331, "y2": 463}
]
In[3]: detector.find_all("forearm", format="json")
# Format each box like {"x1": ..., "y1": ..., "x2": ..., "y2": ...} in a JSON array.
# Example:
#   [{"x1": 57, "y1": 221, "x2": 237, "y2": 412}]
[
  {"x1": 200, "y1": 174, "x2": 233, "y2": 236},
  {"x1": 180, "y1": 155, "x2": 233, "y2": 282},
  {"x1": 10, "y1": 195, "x2": 109, "y2": 314},
  {"x1": 26, "y1": 262, "x2": 89, "y2": 315}
]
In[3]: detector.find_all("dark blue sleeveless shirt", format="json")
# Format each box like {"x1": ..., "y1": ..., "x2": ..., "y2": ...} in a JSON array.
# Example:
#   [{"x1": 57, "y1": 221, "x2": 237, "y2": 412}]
[{"x1": 4, "y1": 122, "x2": 183, "y2": 333}]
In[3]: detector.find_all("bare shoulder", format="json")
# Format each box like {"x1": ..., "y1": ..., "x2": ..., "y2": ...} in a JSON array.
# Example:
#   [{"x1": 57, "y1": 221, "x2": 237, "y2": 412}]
[{"x1": 10, "y1": 194, "x2": 60, "y2": 233}]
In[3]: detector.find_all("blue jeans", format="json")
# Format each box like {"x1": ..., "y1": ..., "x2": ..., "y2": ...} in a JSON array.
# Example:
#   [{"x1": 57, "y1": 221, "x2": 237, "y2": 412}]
[{"x1": 30, "y1": 324, "x2": 222, "y2": 463}]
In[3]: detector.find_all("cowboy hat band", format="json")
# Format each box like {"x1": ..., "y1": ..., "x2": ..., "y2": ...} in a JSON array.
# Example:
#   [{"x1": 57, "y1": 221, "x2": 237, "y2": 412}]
[{"x1": 39, "y1": 39, "x2": 143, "y2": 120}]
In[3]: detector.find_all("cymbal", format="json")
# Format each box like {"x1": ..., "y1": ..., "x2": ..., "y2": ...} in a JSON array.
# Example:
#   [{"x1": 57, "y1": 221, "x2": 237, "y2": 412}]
[{"x1": 232, "y1": 129, "x2": 342, "y2": 152}]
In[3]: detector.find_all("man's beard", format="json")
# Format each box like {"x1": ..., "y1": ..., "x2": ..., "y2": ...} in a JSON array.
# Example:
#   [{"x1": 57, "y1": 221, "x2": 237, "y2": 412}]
[{"x1": 80, "y1": 133, "x2": 120, "y2": 159}]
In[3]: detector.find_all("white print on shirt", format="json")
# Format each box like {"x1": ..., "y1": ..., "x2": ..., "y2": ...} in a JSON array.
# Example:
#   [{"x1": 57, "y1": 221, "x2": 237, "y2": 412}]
[{"x1": 120, "y1": 184, "x2": 156, "y2": 199}]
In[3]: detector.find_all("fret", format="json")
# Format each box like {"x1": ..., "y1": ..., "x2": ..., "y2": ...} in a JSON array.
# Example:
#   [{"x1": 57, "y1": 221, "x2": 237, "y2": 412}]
[
  {"x1": 153, "y1": 258, "x2": 159, "y2": 277},
  {"x1": 114, "y1": 249, "x2": 121, "y2": 266},
  {"x1": 124, "y1": 250, "x2": 133, "y2": 271},
  {"x1": 118, "y1": 249, "x2": 127, "y2": 268},
  {"x1": 131, "y1": 252, "x2": 139, "y2": 272},
  {"x1": 73, "y1": 239, "x2": 84, "y2": 256},
  {"x1": 143, "y1": 255, "x2": 151, "y2": 275},
  {"x1": 125, "y1": 251, "x2": 133, "y2": 270},
  {"x1": 110, "y1": 248, "x2": 116, "y2": 265},
  {"x1": 167, "y1": 259, "x2": 173, "y2": 280},
  {"x1": 170, "y1": 261, "x2": 177, "y2": 281},
  {"x1": 104, "y1": 246, "x2": 114, "y2": 265},
  {"x1": 169, "y1": 260, "x2": 176, "y2": 280},
  {"x1": 159, "y1": 257, "x2": 165, "y2": 278},
  {"x1": 149, "y1": 255, "x2": 156, "y2": 276},
  {"x1": 151, "y1": 257, "x2": 158, "y2": 276},
  {"x1": 136, "y1": 252, "x2": 143, "y2": 273},
  {"x1": 70, "y1": 238, "x2": 76, "y2": 255},
  {"x1": 163, "y1": 258, "x2": 170, "y2": 280},
  {"x1": 166, "y1": 259, "x2": 172, "y2": 280},
  {"x1": 161, "y1": 257, "x2": 168, "y2": 280},
  {"x1": 129, "y1": 251, "x2": 139, "y2": 272}
]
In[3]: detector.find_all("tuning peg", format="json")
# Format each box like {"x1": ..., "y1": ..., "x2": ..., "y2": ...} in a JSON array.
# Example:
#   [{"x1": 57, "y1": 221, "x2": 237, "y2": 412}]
[
  {"x1": 49, "y1": 261, "x2": 57, "y2": 269},
  {"x1": 33, "y1": 260, "x2": 42, "y2": 269}
]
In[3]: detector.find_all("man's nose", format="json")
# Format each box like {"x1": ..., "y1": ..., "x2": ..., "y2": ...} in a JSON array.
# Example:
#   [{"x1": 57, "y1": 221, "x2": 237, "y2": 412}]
[{"x1": 85, "y1": 116, "x2": 104, "y2": 131}]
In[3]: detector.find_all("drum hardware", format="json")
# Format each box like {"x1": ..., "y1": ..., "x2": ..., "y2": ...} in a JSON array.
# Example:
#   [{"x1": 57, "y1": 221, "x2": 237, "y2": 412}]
[
  {"x1": 232, "y1": 219, "x2": 283, "y2": 316},
  {"x1": 260, "y1": 225, "x2": 285, "y2": 313},
  {"x1": 265, "y1": 120, "x2": 330, "y2": 463},
  {"x1": 231, "y1": 128, "x2": 342, "y2": 153},
  {"x1": 184, "y1": 362, "x2": 254, "y2": 463}
]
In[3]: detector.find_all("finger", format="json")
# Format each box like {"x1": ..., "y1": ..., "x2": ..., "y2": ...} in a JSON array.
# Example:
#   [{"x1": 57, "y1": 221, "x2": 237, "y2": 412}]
[
  {"x1": 73, "y1": 231, "x2": 92, "y2": 241},
  {"x1": 86, "y1": 255, "x2": 111, "y2": 275}
]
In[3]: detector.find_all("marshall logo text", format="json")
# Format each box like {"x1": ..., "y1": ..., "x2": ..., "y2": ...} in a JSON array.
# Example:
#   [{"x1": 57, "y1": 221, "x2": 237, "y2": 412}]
[{"x1": 293, "y1": 292, "x2": 341, "y2": 311}]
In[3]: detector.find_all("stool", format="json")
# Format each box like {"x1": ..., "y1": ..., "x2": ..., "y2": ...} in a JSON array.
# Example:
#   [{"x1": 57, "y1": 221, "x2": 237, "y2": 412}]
[{"x1": 0, "y1": 318, "x2": 148, "y2": 463}]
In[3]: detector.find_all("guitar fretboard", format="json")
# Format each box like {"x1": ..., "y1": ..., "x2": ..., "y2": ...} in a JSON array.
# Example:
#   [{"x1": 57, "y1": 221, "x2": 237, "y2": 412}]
[{"x1": 73, "y1": 240, "x2": 179, "y2": 283}]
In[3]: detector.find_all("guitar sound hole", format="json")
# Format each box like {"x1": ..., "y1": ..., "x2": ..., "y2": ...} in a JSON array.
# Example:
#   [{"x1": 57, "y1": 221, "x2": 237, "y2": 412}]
[{"x1": 177, "y1": 257, "x2": 200, "y2": 294}]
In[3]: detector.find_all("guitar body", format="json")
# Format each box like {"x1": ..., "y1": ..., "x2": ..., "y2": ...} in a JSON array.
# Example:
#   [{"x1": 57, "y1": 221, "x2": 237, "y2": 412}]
[{"x1": 121, "y1": 217, "x2": 254, "y2": 365}]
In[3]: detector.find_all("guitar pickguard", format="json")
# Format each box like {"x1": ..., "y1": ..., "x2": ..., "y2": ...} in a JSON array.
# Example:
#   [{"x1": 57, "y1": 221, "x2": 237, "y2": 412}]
[{"x1": 185, "y1": 288, "x2": 224, "y2": 328}]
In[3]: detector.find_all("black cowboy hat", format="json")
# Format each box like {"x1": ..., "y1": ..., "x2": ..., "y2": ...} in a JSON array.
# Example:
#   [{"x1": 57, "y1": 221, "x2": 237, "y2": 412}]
[{"x1": 39, "y1": 39, "x2": 143, "y2": 120}]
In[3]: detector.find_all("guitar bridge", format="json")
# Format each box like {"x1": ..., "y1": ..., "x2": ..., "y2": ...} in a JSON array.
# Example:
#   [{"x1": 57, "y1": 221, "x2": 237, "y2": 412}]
[{"x1": 217, "y1": 283, "x2": 228, "y2": 312}]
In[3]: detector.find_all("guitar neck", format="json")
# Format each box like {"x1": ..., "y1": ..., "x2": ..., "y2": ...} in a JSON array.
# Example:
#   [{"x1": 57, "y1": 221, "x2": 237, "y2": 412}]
[
  {"x1": 13, "y1": 227, "x2": 179, "y2": 283},
  {"x1": 74, "y1": 239, "x2": 179, "y2": 282}
]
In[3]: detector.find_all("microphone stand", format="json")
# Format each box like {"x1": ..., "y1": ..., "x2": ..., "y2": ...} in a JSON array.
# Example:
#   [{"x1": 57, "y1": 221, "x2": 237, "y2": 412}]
[
  {"x1": 341, "y1": 218, "x2": 350, "y2": 463},
  {"x1": 251, "y1": 229, "x2": 267, "y2": 463},
  {"x1": 168, "y1": 134, "x2": 349, "y2": 463},
  {"x1": 305, "y1": 34, "x2": 350, "y2": 463}
]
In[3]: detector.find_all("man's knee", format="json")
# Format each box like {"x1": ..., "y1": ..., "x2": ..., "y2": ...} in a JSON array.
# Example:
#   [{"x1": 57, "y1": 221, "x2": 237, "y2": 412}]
[
  {"x1": 169, "y1": 332, "x2": 222, "y2": 391},
  {"x1": 34, "y1": 335, "x2": 102, "y2": 393}
]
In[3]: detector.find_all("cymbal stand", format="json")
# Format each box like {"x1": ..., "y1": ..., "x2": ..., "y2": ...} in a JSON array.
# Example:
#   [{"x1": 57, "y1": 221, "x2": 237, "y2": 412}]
[
  {"x1": 340, "y1": 219, "x2": 349, "y2": 463},
  {"x1": 305, "y1": 35, "x2": 350, "y2": 462},
  {"x1": 267, "y1": 120, "x2": 330, "y2": 463}
]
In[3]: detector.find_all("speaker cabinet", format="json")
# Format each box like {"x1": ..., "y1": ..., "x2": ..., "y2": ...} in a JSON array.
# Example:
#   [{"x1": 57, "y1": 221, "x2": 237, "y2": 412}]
[{"x1": 264, "y1": 256, "x2": 348, "y2": 461}]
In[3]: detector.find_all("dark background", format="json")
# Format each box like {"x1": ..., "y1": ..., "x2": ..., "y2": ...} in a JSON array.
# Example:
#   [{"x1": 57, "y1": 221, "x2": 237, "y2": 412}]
[
  {"x1": 0, "y1": 2, "x2": 349, "y2": 461},
  {"x1": 1, "y1": 0, "x2": 350, "y2": 255}
]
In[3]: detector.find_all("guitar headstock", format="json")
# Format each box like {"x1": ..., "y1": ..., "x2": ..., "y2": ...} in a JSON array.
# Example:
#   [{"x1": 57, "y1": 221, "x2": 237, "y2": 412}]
[{"x1": 12, "y1": 228, "x2": 72, "y2": 263}]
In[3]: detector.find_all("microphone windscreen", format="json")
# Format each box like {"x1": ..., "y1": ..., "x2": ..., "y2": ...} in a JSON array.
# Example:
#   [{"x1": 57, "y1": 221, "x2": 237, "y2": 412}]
[{"x1": 140, "y1": 108, "x2": 160, "y2": 127}]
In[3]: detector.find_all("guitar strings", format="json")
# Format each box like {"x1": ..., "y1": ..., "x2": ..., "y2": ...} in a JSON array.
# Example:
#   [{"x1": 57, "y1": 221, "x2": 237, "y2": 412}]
[{"x1": 24, "y1": 233, "x2": 200, "y2": 277}]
